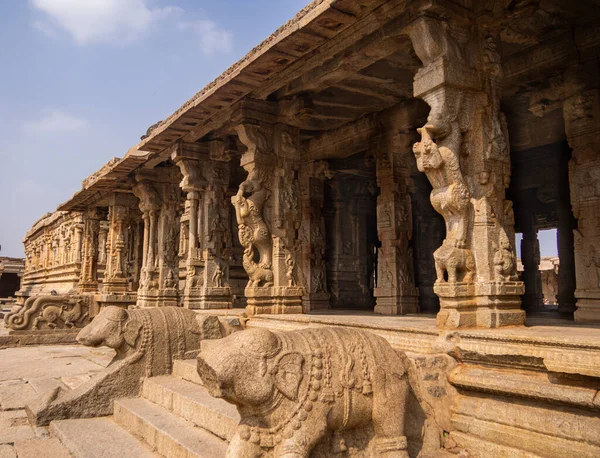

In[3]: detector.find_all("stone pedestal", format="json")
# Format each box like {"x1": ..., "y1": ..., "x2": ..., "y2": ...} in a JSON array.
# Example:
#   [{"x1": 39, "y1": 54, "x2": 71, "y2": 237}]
[
  {"x1": 245, "y1": 286, "x2": 303, "y2": 315},
  {"x1": 435, "y1": 282, "x2": 525, "y2": 328}
]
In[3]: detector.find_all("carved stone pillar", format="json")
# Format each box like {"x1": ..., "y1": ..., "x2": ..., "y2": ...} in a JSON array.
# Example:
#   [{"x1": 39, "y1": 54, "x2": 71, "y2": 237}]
[
  {"x1": 520, "y1": 216, "x2": 543, "y2": 311},
  {"x1": 134, "y1": 168, "x2": 181, "y2": 308},
  {"x1": 232, "y1": 122, "x2": 304, "y2": 315},
  {"x1": 78, "y1": 208, "x2": 102, "y2": 293},
  {"x1": 103, "y1": 198, "x2": 130, "y2": 294},
  {"x1": 374, "y1": 131, "x2": 419, "y2": 315},
  {"x1": 565, "y1": 88, "x2": 600, "y2": 322},
  {"x1": 406, "y1": 15, "x2": 524, "y2": 328},
  {"x1": 298, "y1": 161, "x2": 332, "y2": 311},
  {"x1": 173, "y1": 143, "x2": 233, "y2": 309}
]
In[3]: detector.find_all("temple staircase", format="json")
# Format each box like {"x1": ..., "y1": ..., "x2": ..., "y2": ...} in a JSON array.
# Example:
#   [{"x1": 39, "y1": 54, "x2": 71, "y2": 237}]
[{"x1": 50, "y1": 360, "x2": 238, "y2": 458}]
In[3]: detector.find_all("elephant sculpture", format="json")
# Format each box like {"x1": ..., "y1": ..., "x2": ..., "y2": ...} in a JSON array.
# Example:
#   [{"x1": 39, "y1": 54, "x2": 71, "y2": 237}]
[
  {"x1": 27, "y1": 306, "x2": 232, "y2": 426},
  {"x1": 433, "y1": 242, "x2": 475, "y2": 284},
  {"x1": 197, "y1": 327, "x2": 410, "y2": 457}
]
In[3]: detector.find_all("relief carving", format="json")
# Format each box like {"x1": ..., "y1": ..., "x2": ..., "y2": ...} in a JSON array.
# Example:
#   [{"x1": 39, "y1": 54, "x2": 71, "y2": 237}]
[
  {"x1": 5, "y1": 296, "x2": 90, "y2": 331},
  {"x1": 232, "y1": 165, "x2": 274, "y2": 287}
]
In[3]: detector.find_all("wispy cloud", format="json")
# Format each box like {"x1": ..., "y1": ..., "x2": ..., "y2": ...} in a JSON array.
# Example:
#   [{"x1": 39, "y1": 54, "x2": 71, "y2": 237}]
[
  {"x1": 23, "y1": 109, "x2": 89, "y2": 134},
  {"x1": 32, "y1": 19, "x2": 57, "y2": 38},
  {"x1": 178, "y1": 20, "x2": 233, "y2": 55},
  {"x1": 30, "y1": 0, "x2": 181, "y2": 46}
]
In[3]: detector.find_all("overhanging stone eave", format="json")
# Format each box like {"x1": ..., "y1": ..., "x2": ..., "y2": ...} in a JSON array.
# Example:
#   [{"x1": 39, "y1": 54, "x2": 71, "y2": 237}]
[
  {"x1": 57, "y1": 149, "x2": 151, "y2": 212},
  {"x1": 135, "y1": 0, "x2": 397, "y2": 158}
]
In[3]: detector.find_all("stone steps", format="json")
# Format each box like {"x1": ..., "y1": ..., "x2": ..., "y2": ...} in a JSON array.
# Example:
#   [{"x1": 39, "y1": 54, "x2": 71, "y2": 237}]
[
  {"x1": 114, "y1": 397, "x2": 228, "y2": 458},
  {"x1": 141, "y1": 376, "x2": 239, "y2": 441},
  {"x1": 50, "y1": 360, "x2": 234, "y2": 457},
  {"x1": 50, "y1": 416, "x2": 160, "y2": 458},
  {"x1": 172, "y1": 359, "x2": 204, "y2": 385}
]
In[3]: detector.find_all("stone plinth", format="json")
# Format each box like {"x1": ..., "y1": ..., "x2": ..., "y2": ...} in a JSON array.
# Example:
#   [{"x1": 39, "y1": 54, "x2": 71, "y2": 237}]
[
  {"x1": 434, "y1": 282, "x2": 525, "y2": 329},
  {"x1": 374, "y1": 290, "x2": 419, "y2": 316},
  {"x1": 136, "y1": 289, "x2": 178, "y2": 308},
  {"x1": 245, "y1": 286, "x2": 303, "y2": 316},
  {"x1": 185, "y1": 286, "x2": 232, "y2": 310}
]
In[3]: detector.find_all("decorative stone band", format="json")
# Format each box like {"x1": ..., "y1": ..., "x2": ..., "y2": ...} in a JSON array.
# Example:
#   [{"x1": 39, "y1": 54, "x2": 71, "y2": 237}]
[{"x1": 373, "y1": 436, "x2": 408, "y2": 452}]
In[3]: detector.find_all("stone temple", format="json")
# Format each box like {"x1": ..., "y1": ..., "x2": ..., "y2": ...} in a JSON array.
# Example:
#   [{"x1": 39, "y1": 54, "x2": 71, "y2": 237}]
[{"x1": 2, "y1": 1, "x2": 600, "y2": 457}]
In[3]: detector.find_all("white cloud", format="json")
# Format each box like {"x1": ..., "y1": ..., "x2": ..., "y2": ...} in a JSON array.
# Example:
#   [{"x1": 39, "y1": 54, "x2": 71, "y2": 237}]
[
  {"x1": 23, "y1": 109, "x2": 89, "y2": 134},
  {"x1": 32, "y1": 20, "x2": 57, "y2": 38},
  {"x1": 178, "y1": 20, "x2": 233, "y2": 55},
  {"x1": 30, "y1": 0, "x2": 181, "y2": 46}
]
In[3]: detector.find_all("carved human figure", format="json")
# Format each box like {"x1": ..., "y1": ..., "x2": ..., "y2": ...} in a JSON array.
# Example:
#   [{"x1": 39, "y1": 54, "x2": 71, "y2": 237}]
[
  {"x1": 285, "y1": 251, "x2": 296, "y2": 286},
  {"x1": 493, "y1": 231, "x2": 516, "y2": 281},
  {"x1": 197, "y1": 327, "x2": 410, "y2": 458},
  {"x1": 232, "y1": 165, "x2": 273, "y2": 287},
  {"x1": 212, "y1": 263, "x2": 225, "y2": 288}
]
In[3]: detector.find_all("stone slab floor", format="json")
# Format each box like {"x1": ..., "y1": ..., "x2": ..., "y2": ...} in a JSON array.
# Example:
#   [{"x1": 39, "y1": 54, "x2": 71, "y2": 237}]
[{"x1": 0, "y1": 344, "x2": 113, "y2": 457}]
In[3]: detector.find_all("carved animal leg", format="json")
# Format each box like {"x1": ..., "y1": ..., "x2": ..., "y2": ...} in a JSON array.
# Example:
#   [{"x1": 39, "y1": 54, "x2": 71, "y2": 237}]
[
  {"x1": 48, "y1": 322, "x2": 57, "y2": 329},
  {"x1": 33, "y1": 317, "x2": 42, "y2": 329},
  {"x1": 435, "y1": 262, "x2": 445, "y2": 284},
  {"x1": 225, "y1": 432, "x2": 263, "y2": 458},
  {"x1": 275, "y1": 422, "x2": 327, "y2": 458},
  {"x1": 372, "y1": 368, "x2": 409, "y2": 458},
  {"x1": 65, "y1": 320, "x2": 74, "y2": 328},
  {"x1": 447, "y1": 265, "x2": 458, "y2": 283}
]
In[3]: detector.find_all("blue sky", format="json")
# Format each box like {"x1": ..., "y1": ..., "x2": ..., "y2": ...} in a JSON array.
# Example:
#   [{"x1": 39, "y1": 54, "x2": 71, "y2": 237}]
[
  {"x1": 0, "y1": 0, "x2": 308, "y2": 257},
  {"x1": 0, "y1": 0, "x2": 559, "y2": 260}
]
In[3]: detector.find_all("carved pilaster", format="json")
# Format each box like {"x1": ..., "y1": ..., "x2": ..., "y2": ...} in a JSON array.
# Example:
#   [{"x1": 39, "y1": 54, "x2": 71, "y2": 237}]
[{"x1": 406, "y1": 14, "x2": 524, "y2": 328}]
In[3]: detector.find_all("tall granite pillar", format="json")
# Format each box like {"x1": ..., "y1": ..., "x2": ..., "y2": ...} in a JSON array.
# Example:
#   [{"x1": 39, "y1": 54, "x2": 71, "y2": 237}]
[
  {"x1": 102, "y1": 192, "x2": 140, "y2": 308},
  {"x1": 173, "y1": 142, "x2": 233, "y2": 309},
  {"x1": 520, "y1": 216, "x2": 543, "y2": 311},
  {"x1": 232, "y1": 121, "x2": 304, "y2": 315},
  {"x1": 406, "y1": 14, "x2": 524, "y2": 328},
  {"x1": 374, "y1": 128, "x2": 419, "y2": 315},
  {"x1": 298, "y1": 161, "x2": 332, "y2": 311},
  {"x1": 78, "y1": 208, "x2": 102, "y2": 293},
  {"x1": 134, "y1": 167, "x2": 181, "y2": 307},
  {"x1": 565, "y1": 87, "x2": 600, "y2": 322}
]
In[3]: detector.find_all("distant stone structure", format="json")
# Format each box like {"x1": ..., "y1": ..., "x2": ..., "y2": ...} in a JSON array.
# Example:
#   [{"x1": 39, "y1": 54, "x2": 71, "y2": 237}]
[{"x1": 0, "y1": 257, "x2": 25, "y2": 307}]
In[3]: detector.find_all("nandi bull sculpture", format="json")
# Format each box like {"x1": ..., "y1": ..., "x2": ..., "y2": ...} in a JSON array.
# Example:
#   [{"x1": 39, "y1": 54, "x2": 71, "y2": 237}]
[{"x1": 197, "y1": 327, "x2": 410, "y2": 457}]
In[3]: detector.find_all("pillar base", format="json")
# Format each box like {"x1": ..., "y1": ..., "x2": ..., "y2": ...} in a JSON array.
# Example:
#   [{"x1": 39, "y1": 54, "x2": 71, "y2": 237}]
[
  {"x1": 136, "y1": 289, "x2": 178, "y2": 307},
  {"x1": 374, "y1": 289, "x2": 419, "y2": 315},
  {"x1": 434, "y1": 281, "x2": 525, "y2": 329},
  {"x1": 78, "y1": 282, "x2": 98, "y2": 294},
  {"x1": 94, "y1": 293, "x2": 137, "y2": 313},
  {"x1": 245, "y1": 286, "x2": 304, "y2": 316},
  {"x1": 184, "y1": 287, "x2": 232, "y2": 310},
  {"x1": 574, "y1": 292, "x2": 600, "y2": 322},
  {"x1": 301, "y1": 293, "x2": 330, "y2": 312},
  {"x1": 103, "y1": 278, "x2": 128, "y2": 294}
]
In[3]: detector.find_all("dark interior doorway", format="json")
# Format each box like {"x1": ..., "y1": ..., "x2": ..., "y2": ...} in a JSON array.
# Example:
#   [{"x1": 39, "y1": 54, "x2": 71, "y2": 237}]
[
  {"x1": 324, "y1": 152, "x2": 379, "y2": 310},
  {"x1": 508, "y1": 141, "x2": 577, "y2": 315}
]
